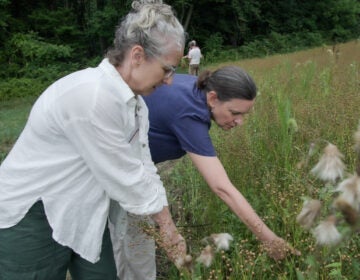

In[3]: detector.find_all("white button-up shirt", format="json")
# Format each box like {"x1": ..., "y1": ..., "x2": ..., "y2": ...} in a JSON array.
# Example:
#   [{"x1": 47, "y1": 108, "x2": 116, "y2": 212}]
[{"x1": 0, "y1": 58, "x2": 167, "y2": 263}]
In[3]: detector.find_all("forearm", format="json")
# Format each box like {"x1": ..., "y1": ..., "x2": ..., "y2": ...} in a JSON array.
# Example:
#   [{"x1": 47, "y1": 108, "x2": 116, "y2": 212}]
[
  {"x1": 151, "y1": 206, "x2": 176, "y2": 232},
  {"x1": 151, "y1": 207, "x2": 186, "y2": 262},
  {"x1": 188, "y1": 153, "x2": 299, "y2": 260},
  {"x1": 218, "y1": 188, "x2": 278, "y2": 242},
  {"x1": 188, "y1": 153, "x2": 278, "y2": 242}
]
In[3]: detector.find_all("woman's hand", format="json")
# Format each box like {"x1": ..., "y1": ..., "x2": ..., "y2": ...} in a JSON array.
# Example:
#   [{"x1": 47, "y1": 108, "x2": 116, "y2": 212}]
[
  {"x1": 261, "y1": 236, "x2": 301, "y2": 261},
  {"x1": 151, "y1": 207, "x2": 187, "y2": 266},
  {"x1": 158, "y1": 225, "x2": 187, "y2": 264}
]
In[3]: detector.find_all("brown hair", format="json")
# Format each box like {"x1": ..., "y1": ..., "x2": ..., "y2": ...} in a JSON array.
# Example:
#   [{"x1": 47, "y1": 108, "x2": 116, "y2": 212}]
[{"x1": 197, "y1": 66, "x2": 257, "y2": 101}]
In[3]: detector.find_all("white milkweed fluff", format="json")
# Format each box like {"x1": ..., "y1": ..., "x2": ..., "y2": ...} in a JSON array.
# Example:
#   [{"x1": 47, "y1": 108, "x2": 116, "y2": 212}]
[
  {"x1": 312, "y1": 215, "x2": 342, "y2": 246},
  {"x1": 210, "y1": 233, "x2": 234, "y2": 251},
  {"x1": 311, "y1": 143, "x2": 345, "y2": 183}
]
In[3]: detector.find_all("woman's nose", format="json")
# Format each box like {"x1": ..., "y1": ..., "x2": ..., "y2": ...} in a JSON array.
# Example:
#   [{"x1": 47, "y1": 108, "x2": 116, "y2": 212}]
[{"x1": 234, "y1": 117, "x2": 243, "y2": 126}]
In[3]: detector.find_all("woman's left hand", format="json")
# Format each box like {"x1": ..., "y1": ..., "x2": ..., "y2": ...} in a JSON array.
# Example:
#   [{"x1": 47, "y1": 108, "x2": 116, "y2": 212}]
[
  {"x1": 160, "y1": 228, "x2": 187, "y2": 264},
  {"x1": 262, "y1": 237, "x2": 301, "y2": 261}
]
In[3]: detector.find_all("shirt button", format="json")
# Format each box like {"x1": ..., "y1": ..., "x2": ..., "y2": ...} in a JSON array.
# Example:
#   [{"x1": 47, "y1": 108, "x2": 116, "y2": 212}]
[
  {"x1": 142, "y1": 144, "x2": 146, "y2": 148},
  {"x1": 137, "y1": 106, "x2": 141, "y2": 111}
]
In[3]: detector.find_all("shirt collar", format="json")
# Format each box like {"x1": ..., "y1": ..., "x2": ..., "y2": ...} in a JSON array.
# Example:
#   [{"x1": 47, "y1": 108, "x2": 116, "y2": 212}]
[{"x1": 98, "y1": 58, "x2": 136, "y2": 105}]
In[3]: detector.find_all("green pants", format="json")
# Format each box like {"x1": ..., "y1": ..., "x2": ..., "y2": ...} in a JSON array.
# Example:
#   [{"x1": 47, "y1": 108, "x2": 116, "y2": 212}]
[{"x1": 0, "y1": 201, "x2": 117, "y2": 280}]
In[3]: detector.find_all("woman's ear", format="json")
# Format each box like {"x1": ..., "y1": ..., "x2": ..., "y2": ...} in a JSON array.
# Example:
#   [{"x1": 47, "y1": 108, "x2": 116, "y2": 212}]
[
  {"x1": 207, "y1": 91, "x2": 218, "y2": 108},
  {"x1": 131, "y1": 45, "x2": 145, "y2": 65}
]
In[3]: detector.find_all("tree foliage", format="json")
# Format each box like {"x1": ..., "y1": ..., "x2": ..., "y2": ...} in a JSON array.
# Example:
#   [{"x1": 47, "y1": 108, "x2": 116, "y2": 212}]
[{"x1": 0, "y1": 0, "x2": 358, "y2": 81}]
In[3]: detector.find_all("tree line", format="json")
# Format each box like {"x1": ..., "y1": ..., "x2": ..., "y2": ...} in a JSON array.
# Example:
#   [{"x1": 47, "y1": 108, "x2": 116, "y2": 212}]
[{"x1": 0, "y1": 0, "x2": 359, "y2": 93}]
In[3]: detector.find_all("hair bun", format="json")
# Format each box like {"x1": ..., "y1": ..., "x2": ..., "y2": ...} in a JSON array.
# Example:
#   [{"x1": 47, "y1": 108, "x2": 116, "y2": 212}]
[{"x1": 132, "y1": 0, "x2": 163, "y2": 11}]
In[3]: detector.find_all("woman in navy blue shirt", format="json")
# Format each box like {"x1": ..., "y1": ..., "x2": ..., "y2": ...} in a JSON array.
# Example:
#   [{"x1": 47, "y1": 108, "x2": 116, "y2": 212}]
[{"x1": 112, "y1": 66, "x2": 299, "y2": 280}]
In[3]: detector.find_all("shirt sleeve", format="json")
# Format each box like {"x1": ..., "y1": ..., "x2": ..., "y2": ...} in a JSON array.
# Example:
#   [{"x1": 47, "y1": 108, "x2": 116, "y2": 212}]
[{"x1": 170, "y1": 114, "x2": 216, "y2": 157}]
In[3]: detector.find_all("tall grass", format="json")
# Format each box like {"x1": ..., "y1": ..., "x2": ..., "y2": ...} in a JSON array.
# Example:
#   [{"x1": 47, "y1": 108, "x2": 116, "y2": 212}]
[
  {"x1": 0, "y1": 41, "x2": 359, "y2": 279},
  {"x1": 160, "y1": 41, "x2": 360, "y2": 279}
]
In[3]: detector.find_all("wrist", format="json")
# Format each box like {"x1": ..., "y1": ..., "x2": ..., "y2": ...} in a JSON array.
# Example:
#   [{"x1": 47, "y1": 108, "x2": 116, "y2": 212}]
[{"x1": 257, "y1": 231, "x2": 279, "y2": 243}]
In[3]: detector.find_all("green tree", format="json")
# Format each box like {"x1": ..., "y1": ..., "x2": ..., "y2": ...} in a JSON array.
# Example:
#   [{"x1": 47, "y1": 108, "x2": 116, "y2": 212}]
[
  {"x1": 0, "y1": 0, "x2": 11, "y2": 47},
  {"x1": 1, "y1": 0, "x2": 359, "y2": 80},
  {"x1": 313, "y1": 0, "x2": 360, "y2": 43}
]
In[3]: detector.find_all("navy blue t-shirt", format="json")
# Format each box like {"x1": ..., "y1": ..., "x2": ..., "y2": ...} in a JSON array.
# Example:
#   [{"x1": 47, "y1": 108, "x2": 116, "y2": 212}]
[{"x1": 143, "y1": 74, "x2": 216, "y2": 164}]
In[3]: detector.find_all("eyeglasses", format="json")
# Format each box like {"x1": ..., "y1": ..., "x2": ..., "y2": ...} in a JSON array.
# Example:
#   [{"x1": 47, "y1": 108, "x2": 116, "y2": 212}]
[{"x1": 155, "y1": 57, "x2": 177, "y2": 79}]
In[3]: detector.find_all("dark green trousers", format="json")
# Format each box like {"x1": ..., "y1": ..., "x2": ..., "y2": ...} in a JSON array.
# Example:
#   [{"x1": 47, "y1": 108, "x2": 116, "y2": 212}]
[{"x1": 0, "y1": 201, "x2": 117, "y2": 280}]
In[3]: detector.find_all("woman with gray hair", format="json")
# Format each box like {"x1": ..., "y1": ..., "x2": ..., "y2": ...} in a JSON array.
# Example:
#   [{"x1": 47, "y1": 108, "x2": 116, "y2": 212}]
[
  {"x1": 113, "y1": 66, "x2": 301, "y2": 279},
  {"x1": 0, "y1": 1, "x2": 186, "y2": 279}
]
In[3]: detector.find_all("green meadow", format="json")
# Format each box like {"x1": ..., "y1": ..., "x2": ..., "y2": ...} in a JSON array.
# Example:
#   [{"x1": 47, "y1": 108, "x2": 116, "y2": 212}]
[
  {"x1": 1, "y1": 41, "x2": 359, "y2": 279},
  {"x1": 159, "y1": 41, "x2": 360, "y2": 279}
]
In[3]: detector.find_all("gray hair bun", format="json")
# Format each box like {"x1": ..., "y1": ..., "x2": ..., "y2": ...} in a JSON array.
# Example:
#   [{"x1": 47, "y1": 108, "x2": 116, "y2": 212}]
[{"x1": 132, "y1": 0, "x2": 163, "y2": 11}]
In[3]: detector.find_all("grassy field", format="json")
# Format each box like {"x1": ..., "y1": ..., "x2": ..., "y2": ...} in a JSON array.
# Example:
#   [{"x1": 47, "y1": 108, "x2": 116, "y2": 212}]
[
  {"x1": 160, "y1": 40, "x2": 360, "y2": 279},
  {"x1": 1, "y1": 40, "x2": 359, "y2": 279}
]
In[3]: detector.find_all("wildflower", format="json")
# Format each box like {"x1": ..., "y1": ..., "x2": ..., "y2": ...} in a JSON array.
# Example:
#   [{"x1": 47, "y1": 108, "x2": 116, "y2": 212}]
[
  {"x1": 326, "y1": 48, "x2": 334, "y2": 55},
  {"x1": 334, "y1": 197, "x2": 359, "y2": 226},
  {"x1": 308, "y1": 142, "x2": 317, "y2": 157},
  {"x1": 335, "y1": 174, "x2": 360, "y2": 212},
  {"x1": 296, "y1": 142, "x2": 316, "y2": 169},
  {"x1": 287, "y1": 118, "x2": 298, "y2": 133},
  {"x1": 354, "y1": 122, "x2": 360, "y2": 156},
  {"x1": 296, "y1": 199, "x2": 322, "y2": 229},
  {"x1": 312, "y1": 215, "x2": 342, "y2": 246},
  {"x1": 210, "y1": 233, "x2": 234, "y2": 251},
  {"x1": 311, "y1": 143, "x2": 345, "y2": 184},
  {"x1": 196, "y1": 245, "x2": 214, "y2": 267},
  {"x1": 175, "y1": 254, "x2": 193, "y2": 270}
]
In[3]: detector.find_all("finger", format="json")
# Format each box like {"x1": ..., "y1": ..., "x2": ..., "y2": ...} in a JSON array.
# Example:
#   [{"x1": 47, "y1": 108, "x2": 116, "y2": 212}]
[
  {"x1": 284, "y1": 242, "x2": 301, "y2": 257},
  {"x1": 177, "y1": 239, "x2": 187, "y2": 253},
  {"x1": 290, "y1": 247, "x2": 302, "y2": 256}
]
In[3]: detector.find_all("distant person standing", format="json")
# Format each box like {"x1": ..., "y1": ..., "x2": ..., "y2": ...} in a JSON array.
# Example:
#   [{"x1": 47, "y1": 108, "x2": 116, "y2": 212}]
[{"x1": 186, "y1": 40, "x2": 202, "y2": 76}]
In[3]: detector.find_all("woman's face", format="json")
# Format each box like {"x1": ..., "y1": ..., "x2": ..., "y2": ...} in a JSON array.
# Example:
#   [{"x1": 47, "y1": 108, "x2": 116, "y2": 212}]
[
  {"x1": 130, "y1": 46, "x2": 183, "y2": 96},
  {"x1": 208, "y1": 92, "x2": 255, "y2": 130}
]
